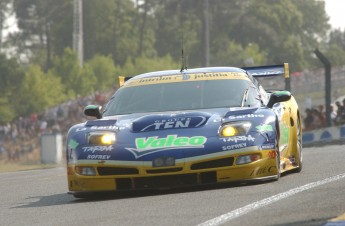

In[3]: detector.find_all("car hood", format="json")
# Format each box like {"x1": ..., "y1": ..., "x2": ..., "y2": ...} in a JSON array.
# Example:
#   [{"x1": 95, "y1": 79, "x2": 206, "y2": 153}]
[
  {"x1": 68, "y1": 107, "x2": 275, "y2": 161},
  {"x1": 82, "y1": 107, "x2": 262, "y2": 134}
]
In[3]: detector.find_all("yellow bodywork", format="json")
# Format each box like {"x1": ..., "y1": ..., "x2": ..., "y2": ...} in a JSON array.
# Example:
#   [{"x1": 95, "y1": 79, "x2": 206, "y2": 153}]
[{"x1": 67, "y1": 149, "x2": 280, "y2": 192}]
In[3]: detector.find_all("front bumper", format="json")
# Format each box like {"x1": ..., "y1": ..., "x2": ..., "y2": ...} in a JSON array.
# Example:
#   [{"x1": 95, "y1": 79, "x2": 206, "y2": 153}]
[{"x1": 67, "y1": 149, "x2": 279, "y2": 193}]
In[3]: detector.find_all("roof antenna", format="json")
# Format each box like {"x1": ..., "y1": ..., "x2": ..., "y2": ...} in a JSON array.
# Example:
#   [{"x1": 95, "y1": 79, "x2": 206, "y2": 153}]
[{"x1": 180, "y1": 34, "x2": 187, "y2": 72}]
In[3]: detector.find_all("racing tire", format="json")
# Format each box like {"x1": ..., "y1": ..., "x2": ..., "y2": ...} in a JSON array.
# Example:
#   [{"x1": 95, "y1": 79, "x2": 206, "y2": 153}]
[
  {"x1": 292, "y1": 114, "x2": 303, "y2": 173},
  {"x1": 273, "y1": 123, "x2": 281, "y2": 181}
]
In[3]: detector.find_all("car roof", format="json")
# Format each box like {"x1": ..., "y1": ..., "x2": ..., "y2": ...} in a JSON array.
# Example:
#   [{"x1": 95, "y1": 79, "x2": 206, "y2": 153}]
[{"x1": 132, "y1": 67, "x2": 246, "y2": 79}]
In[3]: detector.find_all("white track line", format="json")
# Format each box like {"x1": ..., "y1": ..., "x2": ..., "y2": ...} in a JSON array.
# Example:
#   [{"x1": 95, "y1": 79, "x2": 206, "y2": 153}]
[{"x1": 198, "y1": 173, "x2": 345, "y2": 226}]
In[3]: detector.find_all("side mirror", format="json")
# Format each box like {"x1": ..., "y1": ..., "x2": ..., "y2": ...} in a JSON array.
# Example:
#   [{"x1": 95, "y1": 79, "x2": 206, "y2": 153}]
[
  {"x1": 267, "y1": 91, "x2": 291, "y2": 108},
  {"x1": 84, "y1": 105, "x2": 102, "y2": 119}
]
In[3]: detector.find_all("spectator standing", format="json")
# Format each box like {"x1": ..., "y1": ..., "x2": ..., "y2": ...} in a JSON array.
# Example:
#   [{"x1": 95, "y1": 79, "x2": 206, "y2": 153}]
[
  {"x1": 341, "y1": 99, "x2": 345, "y2": 123},
  {"x1": 318, "y1": 105, "x2": 326, "y2": 127},
  {"x1": 0, "y1": 141, "x2": 5, "y2": 157},
  {"x1": 11, "y1": 125, "x2": 18, "y2": 144},
  {"x1": 335, "y1": 101, "x2": 343, "y2": 125},
  {"x1": 304, "y1": 96, "x2": 312, "y2": 111},
  {"x1": 311, "y1": 108, "x2": 322, "y2": 129},
  {"x1": 330, "y1": 104, "x2": 337, "y2": 125},
  {"x1": 304, "y1": 109, "x2": 314, "y2": 131},
  {"x1": 39, "y1": 118, "x2": 48, "y2": 134}
]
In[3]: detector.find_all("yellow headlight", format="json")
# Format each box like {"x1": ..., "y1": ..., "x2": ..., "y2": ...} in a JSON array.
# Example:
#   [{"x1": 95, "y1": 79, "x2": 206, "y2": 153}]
[
  {"x1": 88, "y1": 132, "x2": 116, "y2": 145},
  {"x1": 100, "y1": 134, "x2": 115, "y2": 145},
  {"x1": 219, "y1": 122, "x2": 252, "y2": 137},
  {"x1": 221, "y1": 126, "x2": 238, "y2": 137}
]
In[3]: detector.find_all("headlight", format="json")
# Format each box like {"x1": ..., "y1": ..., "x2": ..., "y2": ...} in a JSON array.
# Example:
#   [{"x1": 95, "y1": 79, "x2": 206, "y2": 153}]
[
  {"x1": 219, "y1": 122, "x2": 251, "y2": 137},
  {"x1": 236, "y1": 154, "x2": 261, "y2": 165},
  {"x1": 88, "y1": 132, "x2": 116, "y2": 145},
  {"x1": 75, "y1": 166, "x2": 97, "y2": 176}
]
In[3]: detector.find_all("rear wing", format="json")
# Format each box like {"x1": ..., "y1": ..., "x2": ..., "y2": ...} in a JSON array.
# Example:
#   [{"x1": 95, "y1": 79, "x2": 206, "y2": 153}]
[
  {"x1": 118, "y1": 76, "x2": 132, "y2": 87},
  {"x1": 242, "y1": 63, "x2": 289, "y2": 79}
]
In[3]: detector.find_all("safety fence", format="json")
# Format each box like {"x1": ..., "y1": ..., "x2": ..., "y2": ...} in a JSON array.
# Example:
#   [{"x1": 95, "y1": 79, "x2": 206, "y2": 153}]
[{"x1": 302, "y1": 125, "x2": 345, "y2": 146}]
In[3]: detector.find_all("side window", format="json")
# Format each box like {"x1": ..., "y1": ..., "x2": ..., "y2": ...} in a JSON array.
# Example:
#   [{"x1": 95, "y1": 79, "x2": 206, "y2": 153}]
[
  {"x1": 245, "y1": 85, "x2": 261, "y2": 107},
  {"x1": 258, "y1": 85, "x2": 268, "y2": 104}
]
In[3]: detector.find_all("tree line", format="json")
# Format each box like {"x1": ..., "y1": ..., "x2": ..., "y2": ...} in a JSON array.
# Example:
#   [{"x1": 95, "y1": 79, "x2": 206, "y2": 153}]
[{"x1": 0, "y1": 0, "x2": 345, "y2": 124}]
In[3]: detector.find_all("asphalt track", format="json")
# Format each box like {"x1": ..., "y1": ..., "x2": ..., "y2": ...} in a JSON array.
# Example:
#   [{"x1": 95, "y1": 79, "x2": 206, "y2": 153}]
[{"x1": 1, "y1": 144, "x2": 345, "y2": 226}]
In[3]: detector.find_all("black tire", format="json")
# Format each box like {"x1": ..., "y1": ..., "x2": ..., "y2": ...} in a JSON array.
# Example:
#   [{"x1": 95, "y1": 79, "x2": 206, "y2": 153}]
[
  {"x1": 274, "y1": 123, "x2": 281, "y2": 180},
  {"x1": 292, "y1": 114, "x2": 303, "y2": 173}
]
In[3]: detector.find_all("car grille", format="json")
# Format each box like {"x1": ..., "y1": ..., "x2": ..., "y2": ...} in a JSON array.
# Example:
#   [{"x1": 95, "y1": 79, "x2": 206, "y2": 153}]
[
  {"x1": 134, "y1": 174, "x2": 197, "y2": 189},
  {"x1": 97, "y1": 167, "x2": 139, "y2": 176},
  {"x1": 115, "y1": 172, "x2": 217, "y2": 190},
  {"x1": 191, "y1": 157, "x2": 234, "y2": 170},
  {"x1": 146, "y1": 167, "x2": 183, "y2": 174}
]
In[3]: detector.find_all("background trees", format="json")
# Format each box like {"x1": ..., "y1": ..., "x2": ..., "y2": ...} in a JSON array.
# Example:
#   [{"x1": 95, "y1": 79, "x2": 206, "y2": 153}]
[{"x1": 0, "y1": 0, "x2": 344, "y2": 123}]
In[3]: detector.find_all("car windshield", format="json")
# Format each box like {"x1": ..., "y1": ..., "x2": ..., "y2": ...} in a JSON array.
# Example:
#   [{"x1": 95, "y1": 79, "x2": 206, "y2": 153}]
[{"x1": 103, "y1": 79, "x2": 259, "y2": 115}]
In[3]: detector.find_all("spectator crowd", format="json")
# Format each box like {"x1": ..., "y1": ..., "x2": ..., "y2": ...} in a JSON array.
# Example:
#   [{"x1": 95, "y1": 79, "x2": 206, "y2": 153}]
[
  {"x1": 303, "y1": 98, "x2": 345, "y2": 131},
  {"x1": 0, "y1": 91, "x2": 112, "y2": 162}
]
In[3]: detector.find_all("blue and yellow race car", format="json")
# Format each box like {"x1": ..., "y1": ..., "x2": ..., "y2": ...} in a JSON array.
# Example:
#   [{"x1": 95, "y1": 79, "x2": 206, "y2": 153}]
[{"x1": 66, "y1": 64, "x2": 302, "y2": 197}]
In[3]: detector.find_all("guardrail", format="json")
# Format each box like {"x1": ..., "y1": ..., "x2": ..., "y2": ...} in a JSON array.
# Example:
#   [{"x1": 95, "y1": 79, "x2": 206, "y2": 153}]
[{"x1": 302, "y1": 125, "x2": 345, "y2": 146}]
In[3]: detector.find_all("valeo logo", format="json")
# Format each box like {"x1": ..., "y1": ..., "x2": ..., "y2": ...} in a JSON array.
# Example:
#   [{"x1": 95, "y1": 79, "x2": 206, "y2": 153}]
[{"x1": 135, "y1": 135, "x2": 207, "y2": 151}]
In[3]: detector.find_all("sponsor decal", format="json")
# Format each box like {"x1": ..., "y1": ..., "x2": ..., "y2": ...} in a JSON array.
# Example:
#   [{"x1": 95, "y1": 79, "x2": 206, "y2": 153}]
[
  {"x1": 67, "y1": 139, "x2": 79, "y2": 163},
  {"x1": 89, "y1": 125, "x2": 118, "y2": 130},
  {"x1": 68, "y1": 139, "x2": 79, "y2": 149},
  {"x1": 250, "y1": 166, "x2": 276, "y2": 176},
  {"x1": 222, "y1": 143, "x2": 247, "y2": 151},
  {"x1": 82, "y1": 146, "x2": 114, "y2": 153},
  {"x1": 126, "y1": 135, "x2": 207, "y2": 158},
  {"x1": 256, "y1": 125, "x2": 273, "y2": 133},
  {"x1": 191, "y1": 72, "x2": 245, "y2": 79},
  {"x1": 76, "y1": 125, "x2": 118, "y2": 132},
  {"x1": 261, "y1": 144, "x2": 275, "y2": 150},
  {"x1": 268, "y1": 151, "x2": 277, "y2": 159},
  {"x1": 87, "y1": 155, "x2": 111, "y2": 160},
  {"x1": 221, "y1": 135, "x2": 255, "y2": 143},
  {"x1": 126, "y1": 72, "x2": 248, "y2": 87},
  {"x1": 228, "y1": 114, "x2": 264, "y2": 120},
  {"x1": 135, "y1": 135, "x2": 206, "y2": 151},
  {"x1": 280, "y1": 123, "x2": 290, "y2": 145},
  {"x1": 136, "y1": 116, "x2": 208, "y2": 132},
  {"x1": 75, "y1": 127, "x2": 86, "y2": 132},
  {"x1": 251, "y1": 70, "x2": 284, "y2": 76}
]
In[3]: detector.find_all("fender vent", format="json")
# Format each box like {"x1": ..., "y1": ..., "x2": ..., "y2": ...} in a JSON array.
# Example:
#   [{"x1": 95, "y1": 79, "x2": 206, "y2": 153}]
[{"x1": 290, "y1": 117, "x2": 294, "y2": 127}]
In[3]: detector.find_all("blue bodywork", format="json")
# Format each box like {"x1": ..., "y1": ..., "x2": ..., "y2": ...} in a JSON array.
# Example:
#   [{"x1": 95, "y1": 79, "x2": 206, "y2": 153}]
[{"x1": 67, "y1": 107, "x2": 277, "y2": 163}]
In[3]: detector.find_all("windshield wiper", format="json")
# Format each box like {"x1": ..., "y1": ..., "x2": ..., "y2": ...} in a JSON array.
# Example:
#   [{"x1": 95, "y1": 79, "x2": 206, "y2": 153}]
[{"x1": 240, "y1": 88, "x2": 249, "y2": 107}]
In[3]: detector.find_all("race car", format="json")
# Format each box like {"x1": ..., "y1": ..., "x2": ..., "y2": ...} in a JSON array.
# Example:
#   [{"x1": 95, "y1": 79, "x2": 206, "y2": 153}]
[{"x1": 66, "y1": 64, "x2": 302, "y2": 197}]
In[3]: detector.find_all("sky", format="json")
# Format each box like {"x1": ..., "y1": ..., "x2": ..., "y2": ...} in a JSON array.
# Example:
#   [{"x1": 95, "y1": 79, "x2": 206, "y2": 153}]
[{"x1": 324, "y1": 0, "x2": 345, "y2": 30}]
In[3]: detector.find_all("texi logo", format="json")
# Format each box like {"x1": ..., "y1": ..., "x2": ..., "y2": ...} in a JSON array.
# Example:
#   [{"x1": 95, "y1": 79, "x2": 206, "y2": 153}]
[
  {"x1": 132, "y1": 114, "x2": 209, "y2": 132},
  {"x1": 126, "y1": 135, "x2": 207, "y2": 158}
]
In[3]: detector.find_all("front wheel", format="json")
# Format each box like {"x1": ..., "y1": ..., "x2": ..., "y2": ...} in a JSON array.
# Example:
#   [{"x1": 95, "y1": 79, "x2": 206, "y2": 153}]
[
  {"x1": 292, "y1": 114, "x2": 303, "y2": 173},
  {"x1": 273, "y1": 125, "x2": 281, "y2": 180}
]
